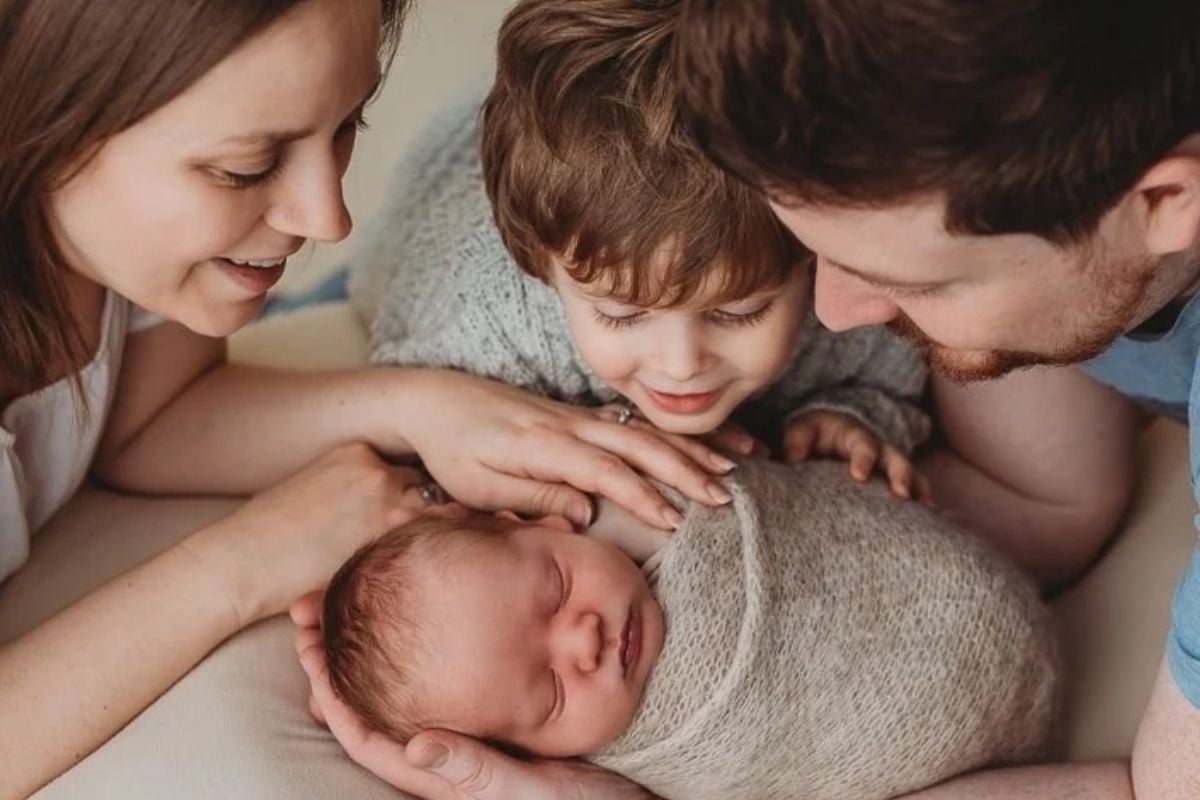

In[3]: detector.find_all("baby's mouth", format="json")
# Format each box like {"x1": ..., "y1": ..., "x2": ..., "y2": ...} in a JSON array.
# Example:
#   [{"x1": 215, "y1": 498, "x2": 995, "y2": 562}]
[{"x1": 620, "y1": 607, "x2": 641, "y2": 678}]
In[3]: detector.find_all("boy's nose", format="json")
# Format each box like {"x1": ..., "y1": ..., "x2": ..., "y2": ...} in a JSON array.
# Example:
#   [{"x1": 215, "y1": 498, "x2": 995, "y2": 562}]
[
  {"x1": 657, "y1": 328, "x2": 708, "y2": 383},
  {"x1": 561, "y1": 611, "x2": 604, "y2": 674}
]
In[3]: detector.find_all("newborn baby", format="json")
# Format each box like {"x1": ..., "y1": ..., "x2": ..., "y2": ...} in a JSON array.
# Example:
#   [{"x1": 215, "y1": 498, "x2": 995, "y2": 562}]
[{"x1": 323, "y1": 460, "x2": 1059, "y2": 800}]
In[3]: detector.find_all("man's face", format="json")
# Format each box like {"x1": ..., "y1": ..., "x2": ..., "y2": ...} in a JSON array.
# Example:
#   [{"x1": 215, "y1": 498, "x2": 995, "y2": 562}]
[{"x1": 770, "y1": 196, "x2": 1162, "y2": 381}]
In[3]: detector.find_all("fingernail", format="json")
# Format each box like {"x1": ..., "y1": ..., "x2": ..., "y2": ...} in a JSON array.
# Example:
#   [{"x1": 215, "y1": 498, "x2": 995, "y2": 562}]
[
  {"x1": 732, "y1": 436, "x2": 756, "y2": 455},
  {"x1": 896, "y1": 485, "x2": 911, "y2": 499},
  {"x1": 710, "y1": 454, "x2": 738, "y2": 473},
  {"x1": 707, "y1": 481, "x2": 733, "y2": 505},
  {"x1": 661, "y1": 506, "x2": 684, "y2": 529},
  {"x1": 569, "y1": 500, "x2": 594, "y2": 527},
  {"x1": 411, "y1": 743, "x2": 449, "y2": 770}
]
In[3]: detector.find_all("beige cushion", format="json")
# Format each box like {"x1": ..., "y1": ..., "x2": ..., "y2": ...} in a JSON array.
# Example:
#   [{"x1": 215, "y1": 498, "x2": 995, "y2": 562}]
[{"x1": 1, "y1": 303, "x2": 1192, "y2": 797}]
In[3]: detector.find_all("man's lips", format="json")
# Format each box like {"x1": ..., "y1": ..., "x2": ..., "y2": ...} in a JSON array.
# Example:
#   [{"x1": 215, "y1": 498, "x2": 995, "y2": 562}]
[{"x1": 644, "y1": 387, "x2": 724, "y2": 415}]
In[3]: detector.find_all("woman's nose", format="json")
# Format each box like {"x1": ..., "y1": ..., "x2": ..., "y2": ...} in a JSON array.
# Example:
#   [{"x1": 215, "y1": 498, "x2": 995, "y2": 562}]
[
  {"x1": 813, "y1": 260, "x2": 899, "y2": 332},
  {"x1": 265, "y1": 153, "x2": 353, "y2": 244},
  {"x1": 558, "y1": 611, "x2": 604, "y2": 674}
]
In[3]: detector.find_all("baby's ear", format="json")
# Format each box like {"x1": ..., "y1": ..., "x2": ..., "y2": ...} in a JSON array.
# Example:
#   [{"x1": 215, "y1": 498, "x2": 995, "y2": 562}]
[
  {"x1": 495, "y1": 510, "x2": 523, "y2": 522},
  {"x1": 536, "y1": 514, "x2": 576, "y2": 533}
]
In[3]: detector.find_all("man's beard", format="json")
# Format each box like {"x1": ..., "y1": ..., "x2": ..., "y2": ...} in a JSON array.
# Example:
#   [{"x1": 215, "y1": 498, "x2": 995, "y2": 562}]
[{"x1": 888, "y1": 255, "x2": 1158, "y2": 383}]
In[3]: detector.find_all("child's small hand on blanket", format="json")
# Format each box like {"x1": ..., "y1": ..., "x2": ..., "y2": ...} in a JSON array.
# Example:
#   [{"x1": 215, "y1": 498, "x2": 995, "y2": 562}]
[{"x1": 784, "y1": 410, "x2": 933, "y2": 503}]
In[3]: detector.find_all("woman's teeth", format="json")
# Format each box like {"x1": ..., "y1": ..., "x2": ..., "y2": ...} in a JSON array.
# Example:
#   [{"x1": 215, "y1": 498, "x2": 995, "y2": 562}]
[{"x1": 224, "y1": 257, "x2": 286, "y2": 269}]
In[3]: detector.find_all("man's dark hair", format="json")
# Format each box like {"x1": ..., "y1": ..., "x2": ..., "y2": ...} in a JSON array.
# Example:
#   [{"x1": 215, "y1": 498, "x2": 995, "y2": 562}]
[{"x1": 676, "y1": 0, "x2": 1200, "y2": 244}]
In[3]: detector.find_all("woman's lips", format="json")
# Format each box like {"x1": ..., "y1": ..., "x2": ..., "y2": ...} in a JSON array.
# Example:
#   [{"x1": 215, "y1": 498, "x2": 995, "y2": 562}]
[
  {"x1": 644, "y1": 387, "x2": 723, "y2": 415},
  {"x1": 212, "y1": 257, "x2": 286, "y2": 296},
  {"x1": 621, "y1": 609, "x2": 641, "y2": 678}
]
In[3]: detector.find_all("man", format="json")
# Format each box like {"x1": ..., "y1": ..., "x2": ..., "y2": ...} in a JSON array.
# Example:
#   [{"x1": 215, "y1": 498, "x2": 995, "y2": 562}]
[{"x1": 677, "y1": 1, "x2": 1200, "y2": 797}]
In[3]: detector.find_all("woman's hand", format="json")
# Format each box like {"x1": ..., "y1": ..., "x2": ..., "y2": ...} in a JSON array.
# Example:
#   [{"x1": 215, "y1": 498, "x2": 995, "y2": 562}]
[
  {"x1": 394, "y1": 369, "x2": 742, "y2": 530},
  {"x1": 189, "y1": 443, "x2": 433, "y2": 626},
  {"x1": 291, "y1": 594, "x2": 656, "y2": 800}
]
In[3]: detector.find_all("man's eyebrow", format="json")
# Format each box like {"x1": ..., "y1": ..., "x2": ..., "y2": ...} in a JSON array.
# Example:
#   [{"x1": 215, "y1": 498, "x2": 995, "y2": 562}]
[
  {"x1": 214, "y1": 75, "x2": 382, "y2": 148},
  {"x1": 824, "y1": 257, "x2": 947, "y2": 290}
]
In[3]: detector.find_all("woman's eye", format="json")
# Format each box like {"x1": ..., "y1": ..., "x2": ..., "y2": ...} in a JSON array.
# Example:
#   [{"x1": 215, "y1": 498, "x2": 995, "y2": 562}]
[
  {"x1": 218, "y1": 160, "x2": 283, "y2": 190},
  {"x1": 708, "y1": 300, "x2": 775, "y2": 328},
  {"x1": 337, "y1": 112, "x2": 371, "y2": 138},
  {"x1": 592, "y1": 307, "x2": 646, "y2": 330}
]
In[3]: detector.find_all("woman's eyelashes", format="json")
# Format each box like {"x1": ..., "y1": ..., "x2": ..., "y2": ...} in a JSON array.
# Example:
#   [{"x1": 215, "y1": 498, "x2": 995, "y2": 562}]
[
  {"x1": 215, "y1": 113, "x2": 370, "y2": 190},
  {"x1": 591, "y1": 298, "x2": 776, "y2": 330}
]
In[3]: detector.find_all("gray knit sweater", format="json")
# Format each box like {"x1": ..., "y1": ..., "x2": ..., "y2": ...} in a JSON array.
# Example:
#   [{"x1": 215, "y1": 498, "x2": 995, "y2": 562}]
[
  {"x1": 589, "y1": 459, "x2": 1059, "y2": 800},
  {"x1": 349, "y1": 96, "x2": 931, "y2": 452}
]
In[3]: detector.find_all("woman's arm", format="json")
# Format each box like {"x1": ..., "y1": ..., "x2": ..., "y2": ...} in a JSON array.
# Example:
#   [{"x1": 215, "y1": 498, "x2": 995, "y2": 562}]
[
  {"x1": 95, "y1": 323, "x2": 733, "y2": 529},
  {"x1": 1, "y1": 444, "x2": 427, "y2": 800}
]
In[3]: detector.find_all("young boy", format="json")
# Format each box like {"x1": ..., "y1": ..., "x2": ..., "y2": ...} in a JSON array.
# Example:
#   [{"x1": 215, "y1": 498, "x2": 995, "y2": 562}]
[
  {"x1": 348, "y1": 0, "x2": 931, "y2": 503},
  {"x1": 321, "y1": 459, "x2": 1059, "y2": 800}
]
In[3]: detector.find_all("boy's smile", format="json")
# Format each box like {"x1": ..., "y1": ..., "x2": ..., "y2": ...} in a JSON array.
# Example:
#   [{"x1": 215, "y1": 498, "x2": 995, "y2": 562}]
[{"x1": 554, "y1": 263, "x2": 811, "y2": 434}]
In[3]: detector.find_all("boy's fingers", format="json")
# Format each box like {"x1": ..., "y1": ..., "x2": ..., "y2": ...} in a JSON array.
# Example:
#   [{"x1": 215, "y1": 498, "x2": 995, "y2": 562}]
[
  {"x1": 914, "y1": 472, "x2": 937, "y2": 508},
  {"x1": 783, "y1": 424, "x2": 817, "y2": 464},
  {"x1": 844, "y1": 433, "x2": 879, "y2": 480}
]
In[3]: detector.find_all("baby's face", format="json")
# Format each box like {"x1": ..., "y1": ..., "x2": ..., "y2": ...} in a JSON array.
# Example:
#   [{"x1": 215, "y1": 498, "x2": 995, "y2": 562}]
[{"x1": 412, "y1": 521, "x2": 664, "y2": 757}]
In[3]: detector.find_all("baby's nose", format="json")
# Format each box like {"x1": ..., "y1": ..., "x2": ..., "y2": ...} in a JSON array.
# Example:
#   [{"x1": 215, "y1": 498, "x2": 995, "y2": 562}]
[{"x1": 565, "y1": 612, "x2": 605, "y2": 673}]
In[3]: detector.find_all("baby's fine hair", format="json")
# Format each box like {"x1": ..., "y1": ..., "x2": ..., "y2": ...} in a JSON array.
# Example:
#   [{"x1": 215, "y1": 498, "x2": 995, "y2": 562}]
[
  {"x1": 322, "y1": 512, "x2": 520, "y2": 741},
  {"x1": 480, "y1": 0, "x2": 808, "y2": 308}
]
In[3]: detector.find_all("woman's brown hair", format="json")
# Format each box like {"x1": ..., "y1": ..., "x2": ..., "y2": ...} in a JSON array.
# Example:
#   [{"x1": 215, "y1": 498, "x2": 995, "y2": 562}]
[{"x1": 0, "y1": 0, "x2": 408, "y2": 399}]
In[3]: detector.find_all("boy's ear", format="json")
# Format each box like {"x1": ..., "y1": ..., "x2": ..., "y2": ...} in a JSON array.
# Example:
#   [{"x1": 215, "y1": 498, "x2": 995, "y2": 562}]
[{"x1": 1133, "y1": 148, "x2": 1200, "y2": 257}]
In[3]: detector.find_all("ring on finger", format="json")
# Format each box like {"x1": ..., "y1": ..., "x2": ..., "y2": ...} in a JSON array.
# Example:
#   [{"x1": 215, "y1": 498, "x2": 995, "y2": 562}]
[
  {"x1": 614, "y1": 403, "x2": 635, "y2": 426},
  {"x1": 418, "y1": 482, "x2": 446, "y2": 506}
]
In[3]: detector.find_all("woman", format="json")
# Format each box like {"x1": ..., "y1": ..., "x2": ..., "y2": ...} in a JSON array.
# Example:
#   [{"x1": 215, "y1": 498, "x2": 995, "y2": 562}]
[{"x1": 0, "y1": 1, "x2": 735, "y2": 796}]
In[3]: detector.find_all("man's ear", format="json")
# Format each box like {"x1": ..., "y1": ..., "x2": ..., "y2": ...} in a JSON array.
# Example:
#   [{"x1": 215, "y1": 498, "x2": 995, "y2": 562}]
[{"x1": 1134, "y1": 149, "x2": 1200, "y2": 256}]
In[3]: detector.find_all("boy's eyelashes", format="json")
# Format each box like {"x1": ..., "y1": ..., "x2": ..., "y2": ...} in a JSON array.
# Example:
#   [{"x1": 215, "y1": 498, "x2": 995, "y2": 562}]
[{"x1": 590, "y1": 299, "x2": 776, "y2": 330}]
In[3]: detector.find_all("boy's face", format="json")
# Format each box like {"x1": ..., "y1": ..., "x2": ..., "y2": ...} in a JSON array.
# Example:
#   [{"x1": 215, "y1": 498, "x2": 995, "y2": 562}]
[
  {"x1": 554, "y1": 262, "x2": 810, "y2": 435},
  {"x1": 412, "y1": 520, "x2": 665, "y2": 758}
]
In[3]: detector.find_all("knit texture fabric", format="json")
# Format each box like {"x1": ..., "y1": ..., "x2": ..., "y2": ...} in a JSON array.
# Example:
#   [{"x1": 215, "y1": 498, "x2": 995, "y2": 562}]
[
  {"x1": 348, "y1": 94, "x2": 931, "y2": 453},
  {"x1": 588, "y1": 459, "x2": 1059, "y2": 800}
]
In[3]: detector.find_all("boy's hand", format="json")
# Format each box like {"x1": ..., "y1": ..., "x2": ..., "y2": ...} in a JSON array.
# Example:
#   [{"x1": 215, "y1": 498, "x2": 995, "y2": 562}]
[{"x1": 783, "y1": 410, "x2": 932, "y2": 503}]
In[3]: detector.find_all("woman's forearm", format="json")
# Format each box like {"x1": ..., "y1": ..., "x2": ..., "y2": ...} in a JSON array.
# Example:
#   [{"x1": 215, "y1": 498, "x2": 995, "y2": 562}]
[
  {"x1": 94, "y1": 363, "x2": 420, "y2": 495},
  {"x1": 0, "y1": 532, "x2": 241, "y2": 800}
]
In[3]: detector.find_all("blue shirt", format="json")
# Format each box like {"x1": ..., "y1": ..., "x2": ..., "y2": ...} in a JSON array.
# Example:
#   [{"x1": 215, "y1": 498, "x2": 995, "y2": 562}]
[{"x1": 1083, "y1": 293, "x2": 1200, "y2": 707}]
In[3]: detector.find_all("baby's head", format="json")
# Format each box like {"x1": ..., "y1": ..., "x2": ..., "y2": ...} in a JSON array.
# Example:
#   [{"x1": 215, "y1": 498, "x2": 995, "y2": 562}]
[
  {"x1": 322, "y1": 510, "x2": 665, "y2": 758},
  {"x1": 481, "y1": 0, "x2": 812, "y2": 435}
]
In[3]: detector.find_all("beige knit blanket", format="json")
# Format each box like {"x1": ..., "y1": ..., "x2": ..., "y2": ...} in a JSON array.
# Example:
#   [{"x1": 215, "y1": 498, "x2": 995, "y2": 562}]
[{"x1": 588, "y1": 459, "x2": 1059, "y2": 800}]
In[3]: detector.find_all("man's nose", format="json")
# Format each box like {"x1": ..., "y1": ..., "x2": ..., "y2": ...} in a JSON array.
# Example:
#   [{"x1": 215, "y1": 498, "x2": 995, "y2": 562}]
[
  {"x1": 813, "y1": 261, "x2": 899, "y2": 332},
  {"x1": 558, "y1": 611, "x2": 604, "y2": 674}
]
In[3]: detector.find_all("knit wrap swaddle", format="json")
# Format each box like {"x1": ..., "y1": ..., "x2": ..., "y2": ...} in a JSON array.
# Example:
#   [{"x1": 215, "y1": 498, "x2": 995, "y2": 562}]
[{"x1": 588, "y1": 459, "x2": 1059, "y2": 800}]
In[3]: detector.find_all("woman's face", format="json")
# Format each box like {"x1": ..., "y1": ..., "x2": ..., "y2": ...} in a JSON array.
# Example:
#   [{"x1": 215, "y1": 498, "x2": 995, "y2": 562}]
[{"x1": 49, "y1": 0, "x2": 382, "y2": 336}]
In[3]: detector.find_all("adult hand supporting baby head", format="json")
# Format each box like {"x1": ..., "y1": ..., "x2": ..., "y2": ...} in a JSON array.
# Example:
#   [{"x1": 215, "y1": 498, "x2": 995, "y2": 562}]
[{"x1": 292, "y1": 600, "x2": 655, "y2": 800}]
